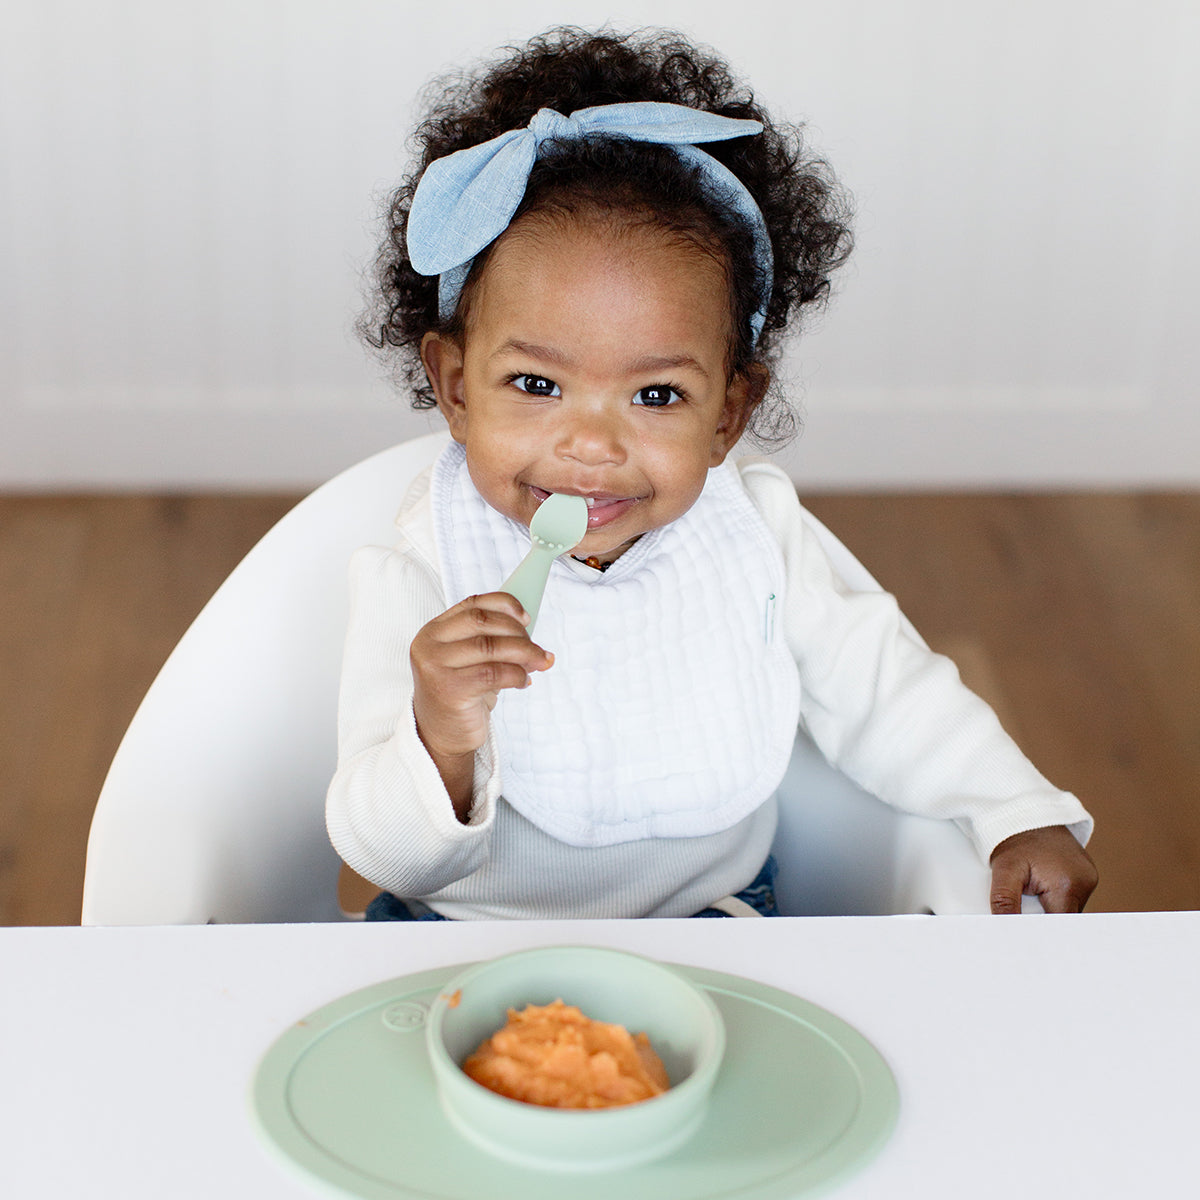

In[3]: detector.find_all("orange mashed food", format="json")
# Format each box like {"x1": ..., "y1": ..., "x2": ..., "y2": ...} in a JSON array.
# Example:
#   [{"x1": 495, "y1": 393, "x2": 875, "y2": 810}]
[{"x1": 462, "y1": 999, "x2": 670, "y2": 1109}]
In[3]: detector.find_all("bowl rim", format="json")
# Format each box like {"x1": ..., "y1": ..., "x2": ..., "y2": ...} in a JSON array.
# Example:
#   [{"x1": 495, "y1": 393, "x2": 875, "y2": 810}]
[{"x1": 425, "y1": 944, "x2": 727, "y2": 1117}]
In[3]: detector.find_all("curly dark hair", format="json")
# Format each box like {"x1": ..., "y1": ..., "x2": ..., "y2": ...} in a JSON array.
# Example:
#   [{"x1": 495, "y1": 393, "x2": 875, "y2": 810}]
[{"x1": 360, "y1": 26, "x2": 853, "y2": 446}]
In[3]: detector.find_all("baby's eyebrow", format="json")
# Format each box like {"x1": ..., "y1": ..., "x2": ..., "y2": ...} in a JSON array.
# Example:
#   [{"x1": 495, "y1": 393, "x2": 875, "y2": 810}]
[
  {"x1": 491, "y1": 339, "x2": 571, "y2": 366},
  {"x1": 491, "y1": 340, "x2": 709, "y2": 379},
  {"x1": 625, "y1": 353, "x2": 710, "y2": 379}
]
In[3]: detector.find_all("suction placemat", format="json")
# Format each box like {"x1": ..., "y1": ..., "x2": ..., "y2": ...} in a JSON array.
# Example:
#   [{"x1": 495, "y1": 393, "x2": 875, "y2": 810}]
[{"x1": 251, "y1": 962, "x2": 898, "y2": 1199}]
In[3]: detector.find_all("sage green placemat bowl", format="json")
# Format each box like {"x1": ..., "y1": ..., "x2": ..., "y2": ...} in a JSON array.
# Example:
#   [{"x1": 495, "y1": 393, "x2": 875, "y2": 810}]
[{"x1": 251, "y1": 961, "x2": 898, "y2": 1200}]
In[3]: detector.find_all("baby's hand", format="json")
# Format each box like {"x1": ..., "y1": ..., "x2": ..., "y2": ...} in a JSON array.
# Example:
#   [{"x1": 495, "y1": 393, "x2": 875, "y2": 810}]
[
  {"x1": 988, "y1": 825, "x2": 1099, "y2": 913},
  {"x1": 411, "y1": 592, "x2": 553, "y2": 818}
]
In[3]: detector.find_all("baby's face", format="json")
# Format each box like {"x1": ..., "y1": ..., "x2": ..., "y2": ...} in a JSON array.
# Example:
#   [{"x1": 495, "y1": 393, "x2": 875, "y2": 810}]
[{"x1": 422, "y1": 214, "x2": 753, "y2": 565}]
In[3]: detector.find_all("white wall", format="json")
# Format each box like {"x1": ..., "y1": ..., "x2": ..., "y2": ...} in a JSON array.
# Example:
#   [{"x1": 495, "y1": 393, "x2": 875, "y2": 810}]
[{"x1": 2, "y1": 0, "x2": 1197, "y2": 489}]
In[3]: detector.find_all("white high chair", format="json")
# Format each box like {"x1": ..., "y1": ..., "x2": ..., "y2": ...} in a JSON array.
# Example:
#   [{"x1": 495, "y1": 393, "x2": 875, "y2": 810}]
[{"x1": 81, "y1": 431, "x2": 994, "y2": 925}]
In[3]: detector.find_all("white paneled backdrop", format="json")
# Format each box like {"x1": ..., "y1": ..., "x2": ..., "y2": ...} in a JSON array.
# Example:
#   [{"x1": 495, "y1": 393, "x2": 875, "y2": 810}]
[{"x1": 2, "y1": 0, "x2": 1197, "y2": 489}]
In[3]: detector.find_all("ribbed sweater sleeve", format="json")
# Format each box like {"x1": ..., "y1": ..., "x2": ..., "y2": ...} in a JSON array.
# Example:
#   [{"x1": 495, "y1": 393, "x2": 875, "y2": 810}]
[
  {"x1": 324, "y1": 544, "x2": 502, "y2": 896},
  {"x1": 741, "y1": 461, "x2": 1093, "y2": 862}
]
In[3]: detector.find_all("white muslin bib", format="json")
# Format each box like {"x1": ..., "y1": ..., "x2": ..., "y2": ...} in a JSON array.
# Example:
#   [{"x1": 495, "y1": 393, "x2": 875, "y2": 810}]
[{"x1": 431, "y1": 442, "x2": 800, "y2": 847}]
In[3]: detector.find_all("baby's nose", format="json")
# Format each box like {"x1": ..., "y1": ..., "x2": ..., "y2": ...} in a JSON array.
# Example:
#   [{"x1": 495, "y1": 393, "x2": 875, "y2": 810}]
[{"x1": 556, "y1": 405, "x2": 627, "y2": 466}]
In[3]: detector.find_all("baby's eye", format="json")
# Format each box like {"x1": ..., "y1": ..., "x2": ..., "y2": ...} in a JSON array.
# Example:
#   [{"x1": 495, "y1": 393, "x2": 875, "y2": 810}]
[
  {"x1": 633, "y1": 385, "x2": 682, "y2": 408},
  {"x1": 513, "y1": 374, "x2": 560, "y2": 397}
]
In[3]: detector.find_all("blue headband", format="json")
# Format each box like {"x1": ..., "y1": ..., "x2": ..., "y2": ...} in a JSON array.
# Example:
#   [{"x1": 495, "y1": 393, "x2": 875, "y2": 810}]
[{"x1": 405, "y1": 101, "x2": 774, "y2": 344}]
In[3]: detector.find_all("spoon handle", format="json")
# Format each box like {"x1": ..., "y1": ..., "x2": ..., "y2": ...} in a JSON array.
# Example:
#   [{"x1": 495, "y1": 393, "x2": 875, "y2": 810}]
[{"x1": 501, "y1": 547, "x2": 556, "y2": 631}]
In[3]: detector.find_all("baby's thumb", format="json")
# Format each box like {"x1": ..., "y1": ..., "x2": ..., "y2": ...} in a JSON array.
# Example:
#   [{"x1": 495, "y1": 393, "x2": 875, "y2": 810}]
[{"x1": 988, "y1": 853, "x2": 1030, "y2": 915}]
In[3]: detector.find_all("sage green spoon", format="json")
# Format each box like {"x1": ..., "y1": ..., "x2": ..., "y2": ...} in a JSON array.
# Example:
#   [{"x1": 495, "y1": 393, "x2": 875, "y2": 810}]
[{"x1": 501, "y1": 493, "x2": 589, "y2": 630}]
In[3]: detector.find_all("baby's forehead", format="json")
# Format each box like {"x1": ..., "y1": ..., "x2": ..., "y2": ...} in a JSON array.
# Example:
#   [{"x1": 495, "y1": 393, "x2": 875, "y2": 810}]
[
  {"x1": 458, "y1": 231, "x2": 734, "y2": 382},
  {"x1": 474, "y1": 209, "x2": 732, "y2": 305}
]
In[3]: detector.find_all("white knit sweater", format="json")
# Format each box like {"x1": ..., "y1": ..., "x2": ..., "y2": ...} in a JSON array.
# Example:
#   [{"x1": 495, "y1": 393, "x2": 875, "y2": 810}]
[{"x1": 325, "y1": 455, "x2": 1092, "y2": 919}]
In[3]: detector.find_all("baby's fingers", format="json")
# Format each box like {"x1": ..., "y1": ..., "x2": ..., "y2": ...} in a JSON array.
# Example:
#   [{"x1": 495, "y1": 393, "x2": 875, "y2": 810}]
[
  {"x1": 414, "y1": 594, "x2": 553, "y2": 686},
  {"x1": 446, "y1": 640, "x2": 555, "y2": 693},
  {"x1": 433, "y1": 618, "x2": 553, "y2": 677},
  {"x1": 988, "y1": 853, "x2": 1031, "y2": 915},
  {"x1": 429, "y1": 592, "x2": 531, "y2": 639}
]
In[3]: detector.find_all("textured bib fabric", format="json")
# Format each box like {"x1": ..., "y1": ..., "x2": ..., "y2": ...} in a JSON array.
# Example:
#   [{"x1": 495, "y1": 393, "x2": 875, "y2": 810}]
[{"x1": 430, "y1": 442, "x2": 800, "y2": 847}]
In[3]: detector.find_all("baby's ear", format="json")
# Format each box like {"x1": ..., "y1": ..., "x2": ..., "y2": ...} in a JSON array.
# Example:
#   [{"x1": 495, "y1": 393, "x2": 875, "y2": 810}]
[
  {"x1": 420, "y1": 332, "x2": 468, "y2": 441},
  {"x1": 711, "y1": 364, "x2": 769, "y2": 464}
]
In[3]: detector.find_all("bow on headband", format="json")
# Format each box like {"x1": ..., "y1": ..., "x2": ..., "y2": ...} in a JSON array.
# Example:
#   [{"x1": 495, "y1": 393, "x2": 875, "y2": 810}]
[{"x1": 405, "y1": 101, "x2": 774, "y2": 343}]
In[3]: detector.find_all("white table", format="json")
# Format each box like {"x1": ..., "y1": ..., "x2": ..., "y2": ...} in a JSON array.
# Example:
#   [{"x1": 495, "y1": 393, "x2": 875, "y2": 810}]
[{"x1": 2, "y1": 914, "x2": 1197, "y2": 1198}]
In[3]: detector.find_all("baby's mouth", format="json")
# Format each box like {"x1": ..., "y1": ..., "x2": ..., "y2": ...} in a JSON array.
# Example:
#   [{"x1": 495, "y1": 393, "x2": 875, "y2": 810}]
[{"x1": 530, "y1": 486, "x2": 639, "y2": 530}]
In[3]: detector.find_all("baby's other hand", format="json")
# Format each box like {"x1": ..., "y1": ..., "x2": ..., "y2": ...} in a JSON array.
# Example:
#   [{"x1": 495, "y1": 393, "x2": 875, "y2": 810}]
[{"x1": 989, "y1": 825, "x2": 1098, "y2": 914}]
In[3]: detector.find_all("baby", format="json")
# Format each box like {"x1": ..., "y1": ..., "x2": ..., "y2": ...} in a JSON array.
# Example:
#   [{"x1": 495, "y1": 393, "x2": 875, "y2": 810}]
[{"x1": 326, "y1": 27, "x2": 1096, "y2": 920}]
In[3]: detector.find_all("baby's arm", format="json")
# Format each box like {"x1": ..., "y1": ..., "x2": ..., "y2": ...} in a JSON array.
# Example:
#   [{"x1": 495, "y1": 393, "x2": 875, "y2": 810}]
[
  {"x1": 326, "y1": 547, "x2": 518, "y2": 897},
  {"x1": 741, "y1": 462, "x2": 1096, "y2": 911},
  {"x1": 410, "y1": 591, "x2": 553, "y2": 821}
]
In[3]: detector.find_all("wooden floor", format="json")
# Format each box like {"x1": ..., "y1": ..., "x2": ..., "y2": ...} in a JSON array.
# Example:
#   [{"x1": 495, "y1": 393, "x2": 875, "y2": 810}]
[{"x1": 1, "y1": 490, "x2": 1197, "y2": 924}]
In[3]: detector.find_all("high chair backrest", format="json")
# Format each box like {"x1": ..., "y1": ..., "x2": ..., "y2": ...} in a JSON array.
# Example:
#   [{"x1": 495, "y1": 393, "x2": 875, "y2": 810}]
[{"x1": 81, "y1": 431, "x2": 992, "y2": 924}]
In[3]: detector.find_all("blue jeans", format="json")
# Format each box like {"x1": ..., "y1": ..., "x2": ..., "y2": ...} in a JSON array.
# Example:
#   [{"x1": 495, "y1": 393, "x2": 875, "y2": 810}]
[{"x1": 364, "y1": 855, "x2": 779, "y2": 921}]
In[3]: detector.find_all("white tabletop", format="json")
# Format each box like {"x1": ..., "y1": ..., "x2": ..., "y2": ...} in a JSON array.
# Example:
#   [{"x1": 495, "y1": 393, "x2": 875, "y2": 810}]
[{"x1": 2, "y1": 914, "x2": 1197, "y2": 1198}]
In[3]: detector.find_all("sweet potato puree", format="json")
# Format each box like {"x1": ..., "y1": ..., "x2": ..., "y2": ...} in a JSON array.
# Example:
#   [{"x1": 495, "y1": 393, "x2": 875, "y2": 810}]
[{"x1": 462, "y1": 999, "x2": 670, "y2": 1109}]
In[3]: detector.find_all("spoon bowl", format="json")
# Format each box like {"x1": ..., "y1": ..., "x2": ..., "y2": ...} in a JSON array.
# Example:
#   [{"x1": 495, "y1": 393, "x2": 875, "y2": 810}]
[{"x1": 529, "y1": 492, "x2": 590, "y2": 554}]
